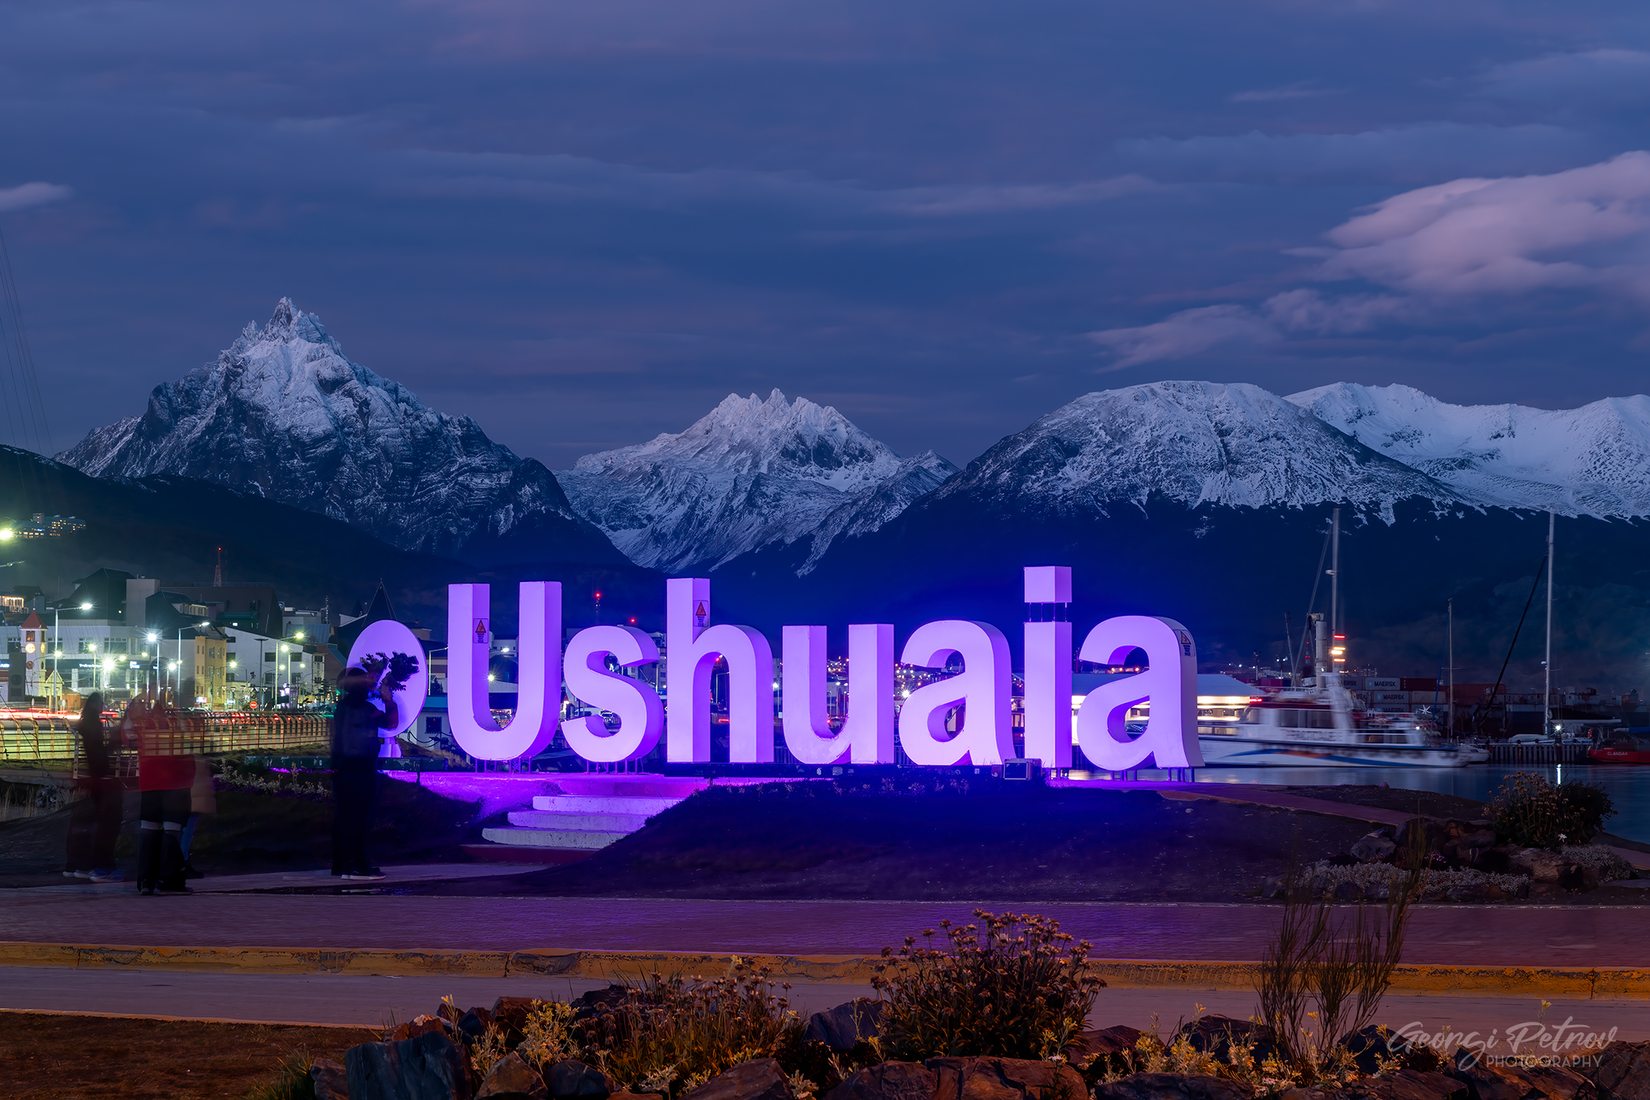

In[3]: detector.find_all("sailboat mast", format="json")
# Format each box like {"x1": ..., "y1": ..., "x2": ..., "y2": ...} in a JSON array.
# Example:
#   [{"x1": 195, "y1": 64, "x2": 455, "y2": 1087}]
[
  {"x1": 1447, "y1": 596, "x2": 1455, "y2": 738},
  {"x1": 1329, "y1": 505, "x2": 1341, "y2": 639},
  {"x1": 1544, "y1": 511, "x2": 1554, "y2": 737}
]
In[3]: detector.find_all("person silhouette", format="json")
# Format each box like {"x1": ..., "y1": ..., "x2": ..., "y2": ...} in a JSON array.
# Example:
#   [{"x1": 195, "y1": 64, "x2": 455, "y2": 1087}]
[{"x1": 330, "y1": 665, "x2": 399, "y2": 880}]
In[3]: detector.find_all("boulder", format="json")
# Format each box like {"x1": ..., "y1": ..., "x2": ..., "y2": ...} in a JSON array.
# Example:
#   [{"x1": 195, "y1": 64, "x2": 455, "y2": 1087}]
[
  {"x1": 570, "y1": 984, "x2": 633, "y2": 1019},
  {"x1": 458, "y1": 1007, "x2": 496, "y2": 1046},
  {"x1": 1510, "y1": 849, "x2": 1566, "y2": 884},
  {"x1": 548, "y1": 1059, "x2": 613, "y2": 1100},
  {"x1": 681, "y1": 1059, "x2": 794, "y2": 1100},
  {"x1": 1065, "y1": 1025, "x2": 1145, "y2": 1072},
  {"x1": 479, "y1": 1053, "x2": 551, "y2": 1100},
  {"x1": 1091, "y1": 1074, "x2": 1250, "y2": 1100},
  {"x1": 1341, "y1": 1025, "x2": 1444, "y2": 1075},
  {"x1": 925, "y1": 1056, "x2": 1087, "y2": 1100},
  {"x1": 1176, "y1": 1014, "x2": 1280, "y2": 1066},
  {"x1": 1449, "y1": 1051, "x2": 1594, "y2": 1100},
  {"x1": 391, "y1": 1014, "x2": 453, "y2": 1042},
  {"x1": 493, "y1": 996, "x2": 545, "y2": 1041},
  {"x1": 805, "y1": 999, "x2": 885, "y2": 1052},
  {"x1": 1352, "y1": 831, "x2": 1398, "y2": 864},
  {"x1": 310, "y1": 1057, "x2": 349, "y2": 1100},
  {"x1": 347, "y1": 1029, "x2": 473, "y2": 1100},
  {"x1": 1343, "y1": 1070, "x2": 1467, "y2": 1099},
  {"x1": 1593, "y1": 1040, "x2": 1650, "y2": 1099},
  {"x1": 825, "y1": 1062, "x2": 938, "y2": 1100}
]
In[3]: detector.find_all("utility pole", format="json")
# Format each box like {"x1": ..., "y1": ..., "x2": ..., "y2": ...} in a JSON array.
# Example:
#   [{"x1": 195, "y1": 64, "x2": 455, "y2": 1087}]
[{"x1": 1328, "y1": 505, "x2": 1341, "y2": 639}]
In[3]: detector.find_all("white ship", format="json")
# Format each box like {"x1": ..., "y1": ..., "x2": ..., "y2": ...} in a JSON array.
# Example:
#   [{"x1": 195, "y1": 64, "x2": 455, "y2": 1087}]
[{"x1": 1196, "y1": 678, "x2": 1467, "y2": 768}]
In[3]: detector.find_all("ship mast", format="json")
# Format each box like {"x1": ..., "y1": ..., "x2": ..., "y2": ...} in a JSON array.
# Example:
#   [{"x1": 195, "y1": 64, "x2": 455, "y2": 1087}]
[{"x1": 1544, "y1": 511, "x2": 1554, "y2": 737}]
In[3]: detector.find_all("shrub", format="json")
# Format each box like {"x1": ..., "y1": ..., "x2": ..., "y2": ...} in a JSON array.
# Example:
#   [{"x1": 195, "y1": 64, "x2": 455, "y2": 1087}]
[
  {"x1": 1298, "y1": 861, "x2": 1528, "y2": 902},
  {"x1": 246, "y1": 1053, "x2": 317, "y2": 1100},
  {"x1": 871, "y1": 910, "x2": 1103, "y2": 1060},
  {"x1": 1488, "y1": 773, "x2": 1614, "y2": 848},
  {"x1": 585, "y1": 957, "x2": 801, "y2": 1096},
  {"x1": 1561, "y1": 845, "x2": 1636, "y2": 881},
  {"x1": 1258, "y1": 855, "x2": 1422, "y2": 1078}
]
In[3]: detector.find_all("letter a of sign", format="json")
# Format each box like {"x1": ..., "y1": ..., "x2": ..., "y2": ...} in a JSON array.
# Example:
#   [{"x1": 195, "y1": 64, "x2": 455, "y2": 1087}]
[{"x1": 473, "y1": 618, "x2": 488, "y2": 644}]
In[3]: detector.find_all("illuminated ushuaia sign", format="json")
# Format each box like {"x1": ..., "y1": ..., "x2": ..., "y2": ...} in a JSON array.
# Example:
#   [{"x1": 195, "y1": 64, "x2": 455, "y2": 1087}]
[{"x1": 354, "y1": 566, "x2": 1201, "y2": 772}]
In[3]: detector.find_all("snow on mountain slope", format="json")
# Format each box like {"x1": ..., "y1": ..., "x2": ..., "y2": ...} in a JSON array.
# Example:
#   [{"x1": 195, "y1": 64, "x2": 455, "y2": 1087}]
[
  {"x1": 1290, "y1": 383, "x2": 1650, "y2": 517},
  {"x1": 558, "y1": 390, "x2": 958, "y2": 573},
  {"x1": 930, "y1": 380, "x2": 1461, "y2": 519},
  {"x1": 59, "y1": 299, "x2": 608, "y2": 558}
]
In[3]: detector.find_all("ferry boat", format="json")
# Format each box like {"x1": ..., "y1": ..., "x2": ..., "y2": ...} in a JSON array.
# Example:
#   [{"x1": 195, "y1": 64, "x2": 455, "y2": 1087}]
[{"x1": 1197, "y1": 679, "x2": 1466, "y2": 768}]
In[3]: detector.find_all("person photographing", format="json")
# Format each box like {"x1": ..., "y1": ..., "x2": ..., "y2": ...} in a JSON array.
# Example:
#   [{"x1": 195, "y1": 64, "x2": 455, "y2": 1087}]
[{"x1": 330, "y1": 660, "x2": 403, "y2": 881}]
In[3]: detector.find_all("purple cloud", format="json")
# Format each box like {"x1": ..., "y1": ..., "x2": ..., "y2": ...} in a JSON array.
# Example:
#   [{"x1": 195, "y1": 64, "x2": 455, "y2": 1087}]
[{"x1": 0, "y1": 181, "x2": 71, "y2": 213}]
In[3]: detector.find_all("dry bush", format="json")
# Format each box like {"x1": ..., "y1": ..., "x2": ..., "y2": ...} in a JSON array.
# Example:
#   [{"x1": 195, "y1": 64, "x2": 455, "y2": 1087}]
[
  {"x1": 871, "y1": 911, "x2": 1103, "y2": 1060},
  {"x1": 585, "y1": 957, "x2": 801, "y2": 1096},
  {"x1": 1257, "y1": 848, "x2": 1423, "y2": 1078}
]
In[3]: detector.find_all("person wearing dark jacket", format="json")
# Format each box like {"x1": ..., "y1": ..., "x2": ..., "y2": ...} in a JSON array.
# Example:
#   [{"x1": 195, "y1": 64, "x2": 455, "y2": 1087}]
[
  {"x1": 64, "y1": 693, "x2": 123, "y2": 882},
  {"x1": 331, "y1": 665, "x2": 398, "y2": 880}
]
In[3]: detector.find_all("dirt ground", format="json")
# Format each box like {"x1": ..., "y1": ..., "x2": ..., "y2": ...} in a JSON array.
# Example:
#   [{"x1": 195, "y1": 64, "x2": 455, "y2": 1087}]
[
  {"x1": 0, "y1": 1012, "x2": 373, "y2": 1099},
  {"x1": 0, "y1": 774, "x2": 478, "y2": 887}
]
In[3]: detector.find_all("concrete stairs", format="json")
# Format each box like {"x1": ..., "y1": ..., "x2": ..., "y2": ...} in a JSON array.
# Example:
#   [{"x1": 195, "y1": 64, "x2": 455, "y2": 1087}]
[{"x1": 478, "y1": 774, "x2": 709, "y2": 859}]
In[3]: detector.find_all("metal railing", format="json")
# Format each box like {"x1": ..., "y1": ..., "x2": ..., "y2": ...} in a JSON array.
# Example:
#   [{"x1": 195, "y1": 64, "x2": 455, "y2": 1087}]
[{"x1": 0, "y1": 712, "x2": 332, "y2": 770}]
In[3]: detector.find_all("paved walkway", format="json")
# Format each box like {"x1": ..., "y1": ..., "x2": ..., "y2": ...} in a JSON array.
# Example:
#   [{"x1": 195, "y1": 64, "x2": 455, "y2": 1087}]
[{"x1": 4, "y1": 890, "x2": 1647, "y2": 968}]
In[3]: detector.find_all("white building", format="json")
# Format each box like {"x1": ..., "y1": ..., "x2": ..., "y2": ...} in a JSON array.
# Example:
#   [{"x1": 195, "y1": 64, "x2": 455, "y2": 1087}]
[{"x1": 223, "y1": 628, "x2": 327, "y2": 707}]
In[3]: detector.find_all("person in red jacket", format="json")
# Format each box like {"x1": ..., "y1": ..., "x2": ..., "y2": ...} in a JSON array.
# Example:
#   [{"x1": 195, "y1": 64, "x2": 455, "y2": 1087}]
[{"x1": 132, "y1": 691, "x2": 195, "y2": 895}]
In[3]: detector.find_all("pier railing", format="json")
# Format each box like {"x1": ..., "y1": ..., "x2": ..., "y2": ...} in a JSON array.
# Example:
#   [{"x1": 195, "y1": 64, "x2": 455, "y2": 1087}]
[{"x1": 0, "y1": 712, "x2": 331, "y2": 771}]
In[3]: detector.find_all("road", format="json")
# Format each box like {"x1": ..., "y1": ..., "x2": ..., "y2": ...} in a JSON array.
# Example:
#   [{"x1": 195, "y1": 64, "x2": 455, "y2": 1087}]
[{"x1": 3, "y1": 966, "x2": 1644, "y2": 1042}]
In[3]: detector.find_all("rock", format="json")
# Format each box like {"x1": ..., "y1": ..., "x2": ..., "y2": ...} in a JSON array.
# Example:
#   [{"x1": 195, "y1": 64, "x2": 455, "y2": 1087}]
[
  {"x1": 570, "y1": 984, "x2": 633, "y2": 1019},
  {"x1": 1176, "y1": 1014, "x2": 1280, "y2": 1065},
  {"x1": 458, "y1": 1007, "x2": 495, "y2": 1045},
  {"x1": 1341, "y1": 1025, "x2": 1444, "y2": 1075},
  {"x1": 391, "y1": 1014, "x2": 452, "y2": 1042},
  {"x1": 548, "y1": 1059, "x2": 612, "y2": 1100},
  {"x1": 493, "y1": 996, "x2": 544, "y2": 1039},
  {"x1": 438, "y1": 999, "x2": 465, "y2": 1025},
  {"x1": 1353, "y1": 831, "x2": 1398, "y2": 863},
  {"x1": 825, "y1": 1062, "x2": 938, "y2": 1100},
  {"x1": 479, "y1": 1053, "x2": 551, "y2": 1100},
  {"x1": 925, "y1": 1056, "x2": 1087, "y2": 1100},
  {"x1": 310, "y1": 1057, "x2": 349, "y2": 1100},
  {"x1": 348, "y1": 1030, "x2": 473, "y2": 1100},
  {"x1": 805, "y1": 999, "x2": 885, "y2": 1052},
  {"x1": 1065, "y1": 1025, "x2": 1144, "y2": 1071},
  {"x1": 1343, "y1": 1070, "x2": 1467, "y2": 1099},
  {"x1": 1091, "y1": 1073, "x2": 1250, "y2": 1100},
  {"x1": 1510, "y1": 848, "x2": 1566, "y2": 884},
  {"x1": 1593, "y1": 1040, "x2": 1650, "y2": 1099},
  {"x1": 1449, "y1": 1051, "x2": 1594, "y2": 1100},
  {"x1": 1333, "y1": 880, "x2": 1365, "y2": 902},
  {"x1": 681, "y1": 1059, "x2": 793, "y2": 1100},
  {"x1": 609, "y1": 1093, "x2": 665, "y2": 1100}
]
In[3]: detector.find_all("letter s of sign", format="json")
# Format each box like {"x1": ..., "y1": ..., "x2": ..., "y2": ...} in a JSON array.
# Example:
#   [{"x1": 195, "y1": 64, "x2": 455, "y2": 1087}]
[
  {"x1": 1075, "y1": 616, "x2": 1201, "y2": 771},
  {"x1": 447, "y1": 582, "x2": 563, "y2": 761},
  {"x1": 561, "y1": 625, "x2": 664, "y2": 763}
]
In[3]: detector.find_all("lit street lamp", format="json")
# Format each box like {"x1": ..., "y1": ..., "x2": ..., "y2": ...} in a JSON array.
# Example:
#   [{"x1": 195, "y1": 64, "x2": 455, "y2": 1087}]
[{"x1": 51, "y1": 600, "x2": 93, "y2": 711}]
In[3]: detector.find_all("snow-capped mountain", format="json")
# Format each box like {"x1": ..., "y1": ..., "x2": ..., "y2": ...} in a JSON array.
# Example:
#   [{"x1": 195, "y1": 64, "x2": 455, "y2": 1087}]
[
  {"x1": 1289, "y1": 383, "x2": 1650, "y2": 518},
  {"x1": 558, "y1": 390, "x2": 958, "y2": 573},
  {"x1": 929, "y1": 380, "x2": 1461, "y2": 520},
  {"x1": 60, "y1": 299, "x2": 621, "y2": 562}
]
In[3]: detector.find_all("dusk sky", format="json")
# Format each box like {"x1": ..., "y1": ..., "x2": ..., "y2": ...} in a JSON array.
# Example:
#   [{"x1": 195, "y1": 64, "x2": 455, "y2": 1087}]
[{"x1": 2, "y1": 1, "x2": 1649, "y2": 468}]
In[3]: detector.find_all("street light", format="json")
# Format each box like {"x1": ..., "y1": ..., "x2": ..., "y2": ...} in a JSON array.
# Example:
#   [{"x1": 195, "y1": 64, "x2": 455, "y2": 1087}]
[{"x1": 0, "y1": 526, "x2": 13, "y2": 542}]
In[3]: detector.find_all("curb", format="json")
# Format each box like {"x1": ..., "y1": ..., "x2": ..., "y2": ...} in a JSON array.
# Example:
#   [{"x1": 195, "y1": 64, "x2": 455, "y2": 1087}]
[{"x1": 2, "y1": 942, "x2": 1645, "y2": 999}]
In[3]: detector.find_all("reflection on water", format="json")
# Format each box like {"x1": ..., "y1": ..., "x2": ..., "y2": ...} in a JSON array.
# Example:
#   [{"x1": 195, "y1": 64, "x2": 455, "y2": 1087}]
[{"x1": 1179, "y1": 764, "x2": 1650, "y2": 844}]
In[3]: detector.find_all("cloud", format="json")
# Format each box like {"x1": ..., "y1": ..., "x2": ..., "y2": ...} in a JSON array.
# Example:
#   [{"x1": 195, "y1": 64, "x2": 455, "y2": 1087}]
[
  {"x1": 1119, "y1": 123, "x2": 1596, "y2": 184},
  {"x1": 1229, "y1": 82, "x2": 1339, "y2": 104},
  {"x1": 1088, "y1": 305, "x2": 1276, "y2": 369},
  {"x1": 1320, "y1": 151, "x2": 1650, "y2": 296},
  {"x1": 884, "y1": 175, "x2": 1158, "y2": 216},
  {"x1": 0, "y1": 181, "x2": 71, "y2": 213},
  {"x1": 1477, "y1": 48, "x2": 1650, "y2": 107}
]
